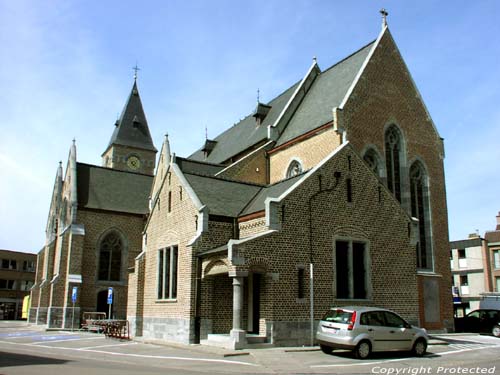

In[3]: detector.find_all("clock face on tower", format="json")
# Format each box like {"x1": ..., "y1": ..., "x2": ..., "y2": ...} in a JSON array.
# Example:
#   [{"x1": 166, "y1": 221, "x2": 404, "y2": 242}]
[{"x1": 126, "y1": 155, "x2": 141, "y2": 170}]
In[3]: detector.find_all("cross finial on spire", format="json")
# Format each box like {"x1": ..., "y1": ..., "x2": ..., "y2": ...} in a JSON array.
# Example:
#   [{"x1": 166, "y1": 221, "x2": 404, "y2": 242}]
[
  {"x1": 205, "y1": 125, "x2": 208, "y2": 140},
  {"x1": 132, "y1": 63, "x2": 141, "y2": 81},
  {"x1": 313, "y1": 56, "x2": 317, "y2": 63},
  {"x1": 72, "y1": 138, "x2": 76, "y2": 145},
  {"x1": 257, "y1": 88, "x2": 260, "y2": 104},
  {"x1": 380, "y1": 8, "x2": 388, "y2": 28}
]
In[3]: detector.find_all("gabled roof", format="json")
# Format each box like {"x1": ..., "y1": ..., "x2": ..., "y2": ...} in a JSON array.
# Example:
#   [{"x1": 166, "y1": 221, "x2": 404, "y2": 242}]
[
  {"x1": 188, "y1": 82, "x2": 300, "y2": 164},
  {"x1": 76, "y1": 163, "x2": 152, "y2": 214},
  {"x1": 176, "y1": 157, "x2": 225, "y2": 176},
  {"x1": 240, "y1": 174, "x2": 304, "y2": 216},
  {"x1": 276, "y1": 41, "x2": 375, "y2": 146},
  {"x1": 182, "y1": 171, "x2": 305, "y2": 218},
  {"x1": 184, "y1": 174, "x2": 262, "y2": 217},
  {"x1": 187, "y1": 40, "x2": 375, "y2": 163},
  {"x1": 104, "y1": 80, "x2": 157, "y2": 153}
]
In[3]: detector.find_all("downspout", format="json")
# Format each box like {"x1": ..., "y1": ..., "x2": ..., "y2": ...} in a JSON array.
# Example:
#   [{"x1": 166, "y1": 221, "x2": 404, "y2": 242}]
[
  {"x1": 308, "y1": 172, "x2": 342, "y2": 346},
  {"x1": 193, "y1": 256, "x2": 202, "y2": 343}
]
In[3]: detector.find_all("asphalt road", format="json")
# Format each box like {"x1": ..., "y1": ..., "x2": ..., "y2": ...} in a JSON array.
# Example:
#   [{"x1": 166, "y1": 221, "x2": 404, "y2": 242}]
[{"x1": 0, "y1": 321, "x2": 499, "y2": 374}]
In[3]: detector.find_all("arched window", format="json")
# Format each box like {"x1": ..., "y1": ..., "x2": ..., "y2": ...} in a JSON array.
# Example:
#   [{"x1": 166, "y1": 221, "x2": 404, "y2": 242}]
[
  {"x1": 410, "y1": 161, "x2": 432, "y2": 270},
  {"x1": 98, "y1": 232, "x2": 122, "y2": 281},
  {"x1": 363, "y1": 148, "x2": 381, "y2": 176},
  {"x1": 385, "y1": 126, "x2": 403, "y2": 202},
  {"x1": 286, "y1": 160, "x2": 303, "y2": 178}
]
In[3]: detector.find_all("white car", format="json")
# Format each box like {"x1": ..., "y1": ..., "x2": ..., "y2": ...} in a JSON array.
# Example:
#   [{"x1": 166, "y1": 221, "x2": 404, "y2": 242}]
[{"x1": 316, "y1": 306, "x2": 428, "y2": 359}]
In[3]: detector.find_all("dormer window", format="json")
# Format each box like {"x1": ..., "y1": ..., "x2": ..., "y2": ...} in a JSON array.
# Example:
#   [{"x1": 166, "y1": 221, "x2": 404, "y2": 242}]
[
  {"x1": 253, "y1": 102, "x2": 272, "y2": 126},
  {"x1": 202, "y1": 139, "x2": 217, "y2": 158}
]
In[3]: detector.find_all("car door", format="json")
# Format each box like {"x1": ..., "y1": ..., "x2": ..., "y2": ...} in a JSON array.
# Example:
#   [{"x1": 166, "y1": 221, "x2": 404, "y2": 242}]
[
  {"x1": 363, "y1": 311, "x2": 393, "y2": 351},
  {"x1": 382, "y1": 312, "x2": 415, "y2": 351}
]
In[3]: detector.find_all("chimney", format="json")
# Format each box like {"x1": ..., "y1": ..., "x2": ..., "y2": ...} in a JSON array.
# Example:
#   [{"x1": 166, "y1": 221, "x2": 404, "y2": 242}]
[{"x1": 496, "y1": 211, "x2": 500, "y2": 230}]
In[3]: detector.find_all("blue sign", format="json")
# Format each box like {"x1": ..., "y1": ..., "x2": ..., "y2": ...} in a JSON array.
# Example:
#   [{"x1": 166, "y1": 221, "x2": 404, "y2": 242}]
[
  {"x1": 71, "y1": 287, "x2": 78, "y2": 303},
  {"x1": 107, "y1": 287, "x2": 113, "y2": 305}
]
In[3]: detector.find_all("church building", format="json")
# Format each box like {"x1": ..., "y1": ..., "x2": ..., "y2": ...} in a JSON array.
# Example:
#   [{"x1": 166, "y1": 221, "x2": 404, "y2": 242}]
[
  {"x1": 29, "y1": 79, "x2": 156, "y2": 328},
  {"x1": 127, "y1": 18, "x2": 453, "y2": 349},
  {"x1": 30, "y1": 14, "x2": 453, "y2": 348}
]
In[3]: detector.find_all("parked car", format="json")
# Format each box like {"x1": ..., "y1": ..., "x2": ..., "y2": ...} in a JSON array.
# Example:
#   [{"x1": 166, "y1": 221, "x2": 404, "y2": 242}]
[
  {"x1": 454, "y1": 309, "x2": 500, "y2": 337},
  {"x1": 316, "y1": 306, "x2": 428, "y2": 359}
]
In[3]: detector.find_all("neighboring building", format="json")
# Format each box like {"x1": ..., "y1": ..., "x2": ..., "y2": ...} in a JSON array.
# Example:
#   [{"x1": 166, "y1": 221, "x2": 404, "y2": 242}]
[
  {"x1": 29, "y1": 79, "x2": 156, "y2": 328},
  {"x1": 0, "y1": 249, "x2": 36, "y2": 320},
  {"x1": 127, "y1": 17, "x2": 453, "y2": 349},
  {"x1": 485, "y1": 212, "x2": 500, "y2": 293},
  {"x1": 450, "y1": 234, "x2": 491, "y2": 317}
]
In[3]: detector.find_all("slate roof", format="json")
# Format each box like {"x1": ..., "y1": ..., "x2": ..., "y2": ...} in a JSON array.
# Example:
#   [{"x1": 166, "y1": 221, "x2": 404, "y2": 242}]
[
  {"x1": 276, "y1": 41, "x2": 374, "y2": 146},
  {"x1": 240, "y1": 174, "x2": 304, "y2": 216},
  {"x1": 188, "y1": 40, "x2": 374, "y2": 162},
  {"x1": 76, "y1": 163, "x2": 152, "y2": 214},
  {"x1": 184, "y1": 174, "x2": 262, "y2": 217},
  {"x1": 105, "y1": 81, "x2": 157, "y2": 153},
  {"x1": 183, "y1": 171, "x2": 305, "y2": 218},
  {"x1": 175, "y1": 157, "x2": 225, "y2": 176},
  {"x1": 188, "y1": 82, "x2": 300, "y2": 164}
]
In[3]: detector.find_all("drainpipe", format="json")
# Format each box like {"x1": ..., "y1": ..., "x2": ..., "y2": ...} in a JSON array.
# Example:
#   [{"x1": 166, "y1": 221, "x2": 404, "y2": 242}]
[{"x1": 193, "y1": 257, "x2": 202, "y2": 343}]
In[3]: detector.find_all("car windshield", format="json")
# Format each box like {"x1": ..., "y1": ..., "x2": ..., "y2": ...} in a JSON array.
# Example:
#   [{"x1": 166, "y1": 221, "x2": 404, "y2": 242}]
[{"x1": 322, "y1": 309, "x2": 353, "y2": 324}]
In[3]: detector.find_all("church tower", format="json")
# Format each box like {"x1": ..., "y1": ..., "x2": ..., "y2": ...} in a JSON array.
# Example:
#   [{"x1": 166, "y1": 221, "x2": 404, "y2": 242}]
[{"x1": 102, "y1": 78, "x2": 157, "y2": 175}]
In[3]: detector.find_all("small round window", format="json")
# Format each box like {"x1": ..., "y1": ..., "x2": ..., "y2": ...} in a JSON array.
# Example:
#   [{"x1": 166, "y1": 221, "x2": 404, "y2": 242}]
[{"x1": 286, "y1": 160, "x2": 303, "y2": 178}]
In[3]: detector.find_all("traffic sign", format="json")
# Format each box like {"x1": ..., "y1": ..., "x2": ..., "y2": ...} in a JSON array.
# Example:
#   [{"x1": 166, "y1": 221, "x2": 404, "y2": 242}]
[
  {"x1": 71, "y1": 287, "x2": 78, "y2": 303},
  {"x1": 107, "y1": 287, "x2": 113, "y2": 305}
]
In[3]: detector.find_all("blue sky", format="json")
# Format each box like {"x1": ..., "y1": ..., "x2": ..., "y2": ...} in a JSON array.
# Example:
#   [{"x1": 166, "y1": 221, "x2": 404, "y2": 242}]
[{"x1": 1, "y1": 1, "x2": 499, "y2": 253}]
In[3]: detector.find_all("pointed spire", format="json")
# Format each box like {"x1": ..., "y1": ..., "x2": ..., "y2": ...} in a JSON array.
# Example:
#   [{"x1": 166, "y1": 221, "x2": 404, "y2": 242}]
[
  {"x1": 104, "y1": 79, "x2": 157, "y2": 153},
  {"x1": 380, "y1": 8, "x2": 388, "y2": 28},
  {"x1": 164, "y1": 133, "x2": 171, "y2": 166}
]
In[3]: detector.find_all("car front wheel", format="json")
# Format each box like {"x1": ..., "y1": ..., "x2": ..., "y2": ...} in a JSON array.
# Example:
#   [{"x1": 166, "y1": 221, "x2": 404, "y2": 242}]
[
  {"x1": 492, "y1": 325, "x2": 500, "y2": 338},
  {"x1": 354, "y1": 340, "x2": 371, "y2": 359},
  {"x1": 412, "y1": 338, "x2": 427, "y2": 357}
]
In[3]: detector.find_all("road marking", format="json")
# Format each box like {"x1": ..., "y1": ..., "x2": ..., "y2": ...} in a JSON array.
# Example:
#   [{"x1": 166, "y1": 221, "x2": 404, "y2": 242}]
[
  {"x1": 0, "y1": 341, "x2": 259, "y2": 367},
  {"x1": 31, "y1": 336, "x2": 106, "y2": 345},
  {"x1": 311, "y1": 344, "x2": 500, "y2": 368},
  {"x1": 78, "y1": 342, "x2": 137, "y2": 350}
]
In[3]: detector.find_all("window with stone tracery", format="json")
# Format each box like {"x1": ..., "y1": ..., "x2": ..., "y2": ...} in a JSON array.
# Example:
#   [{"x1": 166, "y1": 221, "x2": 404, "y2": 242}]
[
  {"x1": 98, "y1": 232, "x2": 122, "y2": 281},
  {"x1": 385, "y1": 126, "x2": 403, "y2": 202},
  {"x1": 410, "y1": 161, "x2": 432, "y2": 270}
]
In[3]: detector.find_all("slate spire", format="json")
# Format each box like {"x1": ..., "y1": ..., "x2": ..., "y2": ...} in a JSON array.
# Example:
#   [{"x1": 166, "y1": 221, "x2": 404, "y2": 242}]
[{"x1": 104, "y1": 80, "x2": 157, "y2": 153}]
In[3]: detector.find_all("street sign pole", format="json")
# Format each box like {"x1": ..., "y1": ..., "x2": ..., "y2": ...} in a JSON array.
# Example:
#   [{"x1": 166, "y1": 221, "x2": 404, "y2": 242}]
[
  {"x1": 71, "y1": 286, "x2": 78, "y2": 332},
  {"x1": 107, "y1": 287, "x2": 113, "y2": 319}
]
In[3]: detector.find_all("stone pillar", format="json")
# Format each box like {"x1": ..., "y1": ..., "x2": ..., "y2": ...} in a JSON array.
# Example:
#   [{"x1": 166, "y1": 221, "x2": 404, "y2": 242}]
[{"x1": 229, "y1": 271, "x2": 247, "y2": 349}]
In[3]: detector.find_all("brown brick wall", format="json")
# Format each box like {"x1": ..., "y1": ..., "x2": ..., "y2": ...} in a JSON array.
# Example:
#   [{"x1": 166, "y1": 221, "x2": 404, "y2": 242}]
[
  {"x1": 234, "y1": 145, "x2": 419, "y2": 325},
  {"x1": 341, "y1": 31, "x2": 452, "y2": 329},
  {"x1": 217, "y1": 149, "x2": 268, "y2": 185},
  {"x1": 269, "y1": 127, "x2": 341, "y2": 184}
]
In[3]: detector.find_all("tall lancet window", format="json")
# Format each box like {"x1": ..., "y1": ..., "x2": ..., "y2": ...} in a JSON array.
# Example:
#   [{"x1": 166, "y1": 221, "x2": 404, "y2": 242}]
[
  {"x1": 98, "y1": 232, "x2": 123, "y2": 281},
  {"x1": 410, "y1": 161, "x2": 432, "y2": 270},
  {"x1": 385, "y1": 126, "x2": 403, "y2": 202}
]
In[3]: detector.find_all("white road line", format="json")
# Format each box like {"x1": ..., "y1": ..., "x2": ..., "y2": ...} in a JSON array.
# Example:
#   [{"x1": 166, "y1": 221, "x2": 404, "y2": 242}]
[
  {"x1": 311, "y1": 344, "x2": 500, "y2": 368},
  {"x1": 78, "y1": 342, "x2": 137, "y2": 350},
  {"x1": 31, "y1": 336, "x2": 106, "y2": 345},
  {"x1": 0, "y1": 341, "x2": 258, "y2": 367}
]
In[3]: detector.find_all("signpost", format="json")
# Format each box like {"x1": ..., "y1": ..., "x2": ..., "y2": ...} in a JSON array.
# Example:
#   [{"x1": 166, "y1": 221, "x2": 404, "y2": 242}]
[
  {"x1": 71, "y1": 286, "x2": 78, "y2": 331},
  {"x1": 107, "y1": 287, "x2": 113, "y2": 319}
]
